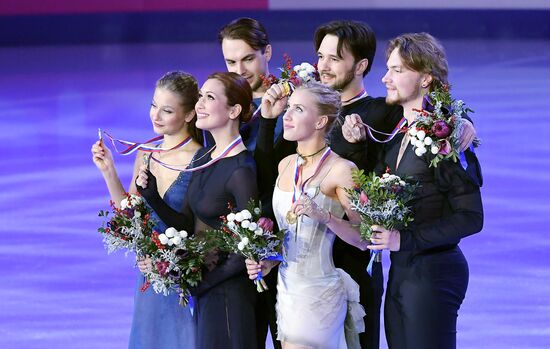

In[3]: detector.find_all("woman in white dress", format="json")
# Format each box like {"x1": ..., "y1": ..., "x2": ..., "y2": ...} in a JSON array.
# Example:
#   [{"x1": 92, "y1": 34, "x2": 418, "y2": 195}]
[{"x1": 247, "y1": 82, "x2": 369, "y2": 349}]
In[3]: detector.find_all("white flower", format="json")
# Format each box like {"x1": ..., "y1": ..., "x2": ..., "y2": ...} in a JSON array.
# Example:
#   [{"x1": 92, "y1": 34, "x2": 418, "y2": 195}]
[
  {"x1": 167, "y1": 239, "x2": 174, "y2": 246},
  {"x1": 165, "y1": 227, "x2": 177, "y2": 238},
  {"x1": 423, "y1": 137, "x2": 433, "y2": 146},
  {"x1": 178, "y1": 230, "x2": 188, "y2": 239},
  {"x1": 248, "y1": 222, "x2": 258, "y2": 231},
  {"x1": 399, "y1": 180, "x2": 406, "y2": 186},
  {"x1": 235, "y1": 212, "x2": 244, "y2": 222},
  {"x1": 254, "y1": 228, "x2": 264, "y2": 236},
  {"x1": 227, "y1": 222, "x2": 236, "y2": 230},
  {"x1": 159, "y1": 234, "x2": 169, "y2": 245},
  {"x1": 415, "y1": 139, "x2": 425, "y2": 148},
  {"x1": 382, "y1": 173, "x2": 390, "y2": 179},
  {"x1": 241, "y1": 220, "x2": 250, "y2": 229},
  {"x1": 410, "y1": 136, "x2": 417, "y2": 145},
  {"x1": 409, "y1": 128, "x2": 418, "y2": 137},
  {"x1": 416, "y1": 130, "x2": 426, "y2": 140},
  {"x1": 242, "y1": 237, "x2": 250, "y2": 245},
  {"x1": 134, "y1": 210, "x2": 141, "y2": 218},
  {"x1": 129, "y1": 195, "x2": 142, "y2": 206},
  {"x1": 305, "y1": 64, "x2": 315, "y2": 73},
  {"x1": 431, "y1": 145, "x2": 440, "y2": 154},
  {"x1": 237, "y1": 241, "x2": 246, "y2": 251},
  {"x1": 171, "y1": 236, "x2": 182, "y2": 245},
  {"x1": 415, "y1": 147, "x2": 427, "y2": 157},
  {"x1": 293, "y1": 65, "x2": 301, "y2": 71},
  {"x1": 254, "y1": 207, "x2": 261, "y2": 215},
  {"x1": 298, "y1": 70, "x2": 309, "y2": 79},
  {"x1": 227, "y1": 213, "x2": 236, "y2": 222},
  {"x1": 241, "y1": 210, "x2": 252, "y2": 220},
  {"x1": 120, "y1": 198, "x2": 129, "y2": 209}
]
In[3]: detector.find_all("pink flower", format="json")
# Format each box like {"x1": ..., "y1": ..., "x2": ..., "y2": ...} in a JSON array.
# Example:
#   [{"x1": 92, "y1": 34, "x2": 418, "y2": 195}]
[
  {"x1": 359, "y1": 191, "x2": 369, "y2": 205},
  {"x1": 156, "y1": 261, "x2": 169, "y2": 276},
  {"x1": 431, "y1": 120, "x2": 451, "y2": 138},
  {"x1": 257, "y1": 217, "x2": 274, "y2": 233},
  {"x1": 438, "y1": 139, "x2": 451, "y2": 155}
]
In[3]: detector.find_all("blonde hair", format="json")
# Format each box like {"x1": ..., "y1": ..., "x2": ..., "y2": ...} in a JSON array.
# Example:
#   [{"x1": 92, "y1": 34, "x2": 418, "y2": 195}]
[{"x1": 296, "y1": 81, "x2": 341, "y2": 135}]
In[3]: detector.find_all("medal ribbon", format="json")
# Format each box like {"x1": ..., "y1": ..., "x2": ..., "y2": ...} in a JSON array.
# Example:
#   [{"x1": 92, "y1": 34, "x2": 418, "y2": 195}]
[
  {"x1": 342, "y1": 89, "x2": 368, "y2": 105},
  {"x1": 291, "y1": 147, "x2": 332, "y2": 204},
  {"x1": 150, "y1": 135, "x2": 243, "y2": 172},
  {"x1": 102, "y1": 130, "x2": 192, "y2": 155},
  {"x1": 362, "y1": 117, "x2": 409, "y2": 144}
]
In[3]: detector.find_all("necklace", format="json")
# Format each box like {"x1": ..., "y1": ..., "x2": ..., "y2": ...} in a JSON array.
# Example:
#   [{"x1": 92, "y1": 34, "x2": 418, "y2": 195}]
[{"x1": 296, "y1": 144, "x2": 328, "y2": 164}]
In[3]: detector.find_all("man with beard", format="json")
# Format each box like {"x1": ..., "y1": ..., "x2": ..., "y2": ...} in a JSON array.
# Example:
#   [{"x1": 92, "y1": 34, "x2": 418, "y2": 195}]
[
  {"x1": 217, "y1": 17, "x2": 282, "y2": 349},
  {"x1": 314, "y1": 20, "x2": 397, "y2": 349}
]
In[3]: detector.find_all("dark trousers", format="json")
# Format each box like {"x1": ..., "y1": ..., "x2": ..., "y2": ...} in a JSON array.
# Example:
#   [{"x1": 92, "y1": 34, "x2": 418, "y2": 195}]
[{"x1": 384, "y1": 247, "x2": 469, "y2": 349}]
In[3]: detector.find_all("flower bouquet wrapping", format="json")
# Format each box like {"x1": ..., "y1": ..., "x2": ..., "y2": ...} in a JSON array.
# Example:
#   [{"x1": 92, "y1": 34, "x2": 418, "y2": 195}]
[
  {"x1": 207, "y1": 201, "x2": 285, "y2": 292},
  {"x1": 261, "y1": 54, "x2": 319, "y2": 96},
  {"x1": 98, "y1": 193, "x2": 156, "y2": 254},
  {"x1": 347, "y1": 170, "x2": 417, "y2": 274},
  {"x1": 139, "y1": 227, "x2": 205, "y2": 306},
  {"x1": 409, "y1": 85, "x2": 479, "y2": 167}
]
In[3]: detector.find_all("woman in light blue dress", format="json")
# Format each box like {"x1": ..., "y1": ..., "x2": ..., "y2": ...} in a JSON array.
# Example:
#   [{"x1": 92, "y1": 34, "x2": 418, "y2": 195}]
[{"x1": 92, "y1": 71, "x2": 202, "y2": 348}]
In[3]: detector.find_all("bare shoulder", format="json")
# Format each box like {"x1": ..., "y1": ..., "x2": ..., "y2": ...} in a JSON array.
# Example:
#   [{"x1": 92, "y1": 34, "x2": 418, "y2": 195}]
[
  {"x1": 329, "y1": 154, "x2": 358, "y2": 176},
  {"x1": 278, "y1": 154, "x2": 296, "y2": 173}
]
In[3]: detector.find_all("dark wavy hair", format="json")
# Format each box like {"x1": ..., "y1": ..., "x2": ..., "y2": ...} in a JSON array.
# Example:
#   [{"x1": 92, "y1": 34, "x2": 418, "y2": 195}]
[
  {"x1": 218, "y1": 17, "x2": 270, "y2": 53},
  {"x1": 314, "y1": 20, "x2": 376, "y2": 77}
]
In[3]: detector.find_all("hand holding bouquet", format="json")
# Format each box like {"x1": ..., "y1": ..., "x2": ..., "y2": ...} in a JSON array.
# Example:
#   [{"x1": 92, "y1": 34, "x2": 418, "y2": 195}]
[
  {"x1": 140, "y1": 227, "x2": 205, "y2": 306},
  {"x1": 347, "y1": 170, "x2": 417, "y2": 241},
  {"x1": 98, "y1": 193, "x2": 155, "y2": 254},
  {"x1": 207, "y1": 201, "x2": 285, "y2": 292}
]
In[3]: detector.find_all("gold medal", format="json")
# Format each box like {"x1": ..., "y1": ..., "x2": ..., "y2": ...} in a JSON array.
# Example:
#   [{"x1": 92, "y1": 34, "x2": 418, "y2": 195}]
[
  {"x1": 285, "y1": 211, "x2": 297, "y2": 225},
  {"x1": 282, "y1": 81, "x2": 291, "y2": 97}
]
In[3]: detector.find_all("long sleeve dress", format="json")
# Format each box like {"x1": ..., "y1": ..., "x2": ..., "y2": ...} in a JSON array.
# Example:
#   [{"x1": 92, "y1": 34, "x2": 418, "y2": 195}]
[{"x1": 138, "y1": 148, "x2": 259, "y2": 349}]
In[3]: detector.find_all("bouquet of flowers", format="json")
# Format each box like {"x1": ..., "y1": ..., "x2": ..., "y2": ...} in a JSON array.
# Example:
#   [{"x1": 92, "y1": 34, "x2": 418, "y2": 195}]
[
  {"x1": 261, "y1": 53, "x2": 319, "y2": 96},
  {"x1": 207, "y1": 201, "x2": 285, "y2": 292},
  {"x1": 347, "y1": 169, "x2": 417, "y2": 274},
  {"x1": 409, "y1": 85, "x2": 478, "y2": 167},
  {"x1": 140, "y1": 227, "x2": 205, "y2": 306},
  {"x1": 347, "y1": 170, "x2": 417, "y2": 241},
  {"x1": 98, "y1": 193, "x2": 156, "y2": 255}
]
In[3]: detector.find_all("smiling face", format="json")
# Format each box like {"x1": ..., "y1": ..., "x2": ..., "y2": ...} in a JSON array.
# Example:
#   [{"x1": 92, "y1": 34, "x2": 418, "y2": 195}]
[
  {"x1": 149, "y1": 87, "x2": 190, "y2": 135},
  {"x1": 382, "y1": 48, "x2": 427, "y2": 109},
  {"x1": 316, "y1": 34, "x2": 358, "y2": 93},
  {"x1": 194, "y1": 78, "x2": 233, "y2": 131},
  {"x1": 221, "y1": 38, "x2": 271, "y2": 95}
]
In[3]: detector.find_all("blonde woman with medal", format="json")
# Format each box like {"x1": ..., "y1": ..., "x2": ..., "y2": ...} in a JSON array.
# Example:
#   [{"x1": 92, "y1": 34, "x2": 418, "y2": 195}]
[
  {"x1": 91, "y1": 71, "x2": 201, "y2": 348},
  {"x1": 247, "y1": 81, "x2": 369, "y2": 349}
]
